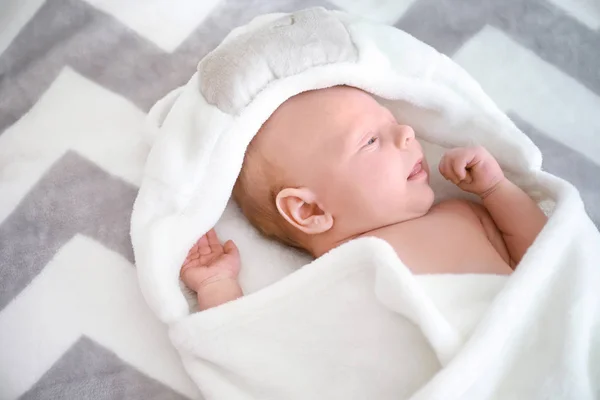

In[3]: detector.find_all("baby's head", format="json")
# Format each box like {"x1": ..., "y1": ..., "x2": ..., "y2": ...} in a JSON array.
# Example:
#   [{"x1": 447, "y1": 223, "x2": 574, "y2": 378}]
[{"x1": 233, "y1": 86, "x2": 434, "y2": 255}]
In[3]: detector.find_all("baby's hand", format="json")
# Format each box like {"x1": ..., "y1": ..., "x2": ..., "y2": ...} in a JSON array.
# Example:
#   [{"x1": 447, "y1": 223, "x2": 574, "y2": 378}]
[
  {"x1": 180, "y1": 229, "x2": 240, "y2": 292},
  {"x1": 439, "y1": 146, "x2": 505, "y2": 198}
]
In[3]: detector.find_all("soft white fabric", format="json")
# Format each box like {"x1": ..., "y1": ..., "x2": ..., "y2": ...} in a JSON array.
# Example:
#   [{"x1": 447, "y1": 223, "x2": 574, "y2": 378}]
[{"x1": 130, "y1": 7, "x2": 600, "y2": 400}]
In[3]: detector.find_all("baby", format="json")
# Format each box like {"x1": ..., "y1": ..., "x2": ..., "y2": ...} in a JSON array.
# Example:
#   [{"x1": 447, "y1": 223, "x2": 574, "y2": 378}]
[{"x1": 180, "y1": 86, "x2": 547, "y2": 311}]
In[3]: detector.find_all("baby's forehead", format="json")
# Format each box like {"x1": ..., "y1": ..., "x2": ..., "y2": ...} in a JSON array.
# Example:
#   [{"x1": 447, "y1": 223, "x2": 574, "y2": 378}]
[
  {"x1": 253, "y1": 86, "x2": 385, "y2": 157},
  {"x1": 249, "y1": 125, "x2": 337, "y2": 182}
]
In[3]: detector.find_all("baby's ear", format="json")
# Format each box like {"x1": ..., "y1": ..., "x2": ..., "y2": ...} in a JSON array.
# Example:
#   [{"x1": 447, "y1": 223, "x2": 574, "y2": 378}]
[{"x1": 275, "y1": 188, "x2": 333, "y2": 235}]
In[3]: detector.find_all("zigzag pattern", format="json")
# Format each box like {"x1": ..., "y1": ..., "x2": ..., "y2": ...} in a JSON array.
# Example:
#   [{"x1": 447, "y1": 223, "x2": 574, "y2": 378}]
[{"x1": 0, "y1": 0, "x2": 598, "y2": 398}]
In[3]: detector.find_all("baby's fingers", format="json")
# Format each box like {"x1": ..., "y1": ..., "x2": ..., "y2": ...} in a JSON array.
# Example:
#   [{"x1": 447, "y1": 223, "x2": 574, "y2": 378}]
[
  {"x1": 224, "y1": 240, "x2": 239, "y2": 258},
  {"x1": 440, "y1": 157, "x2": 465, "y2": 185},
  {"x1": 461, "y1": 171, "x2": 473, "y2": 184},
  {"x1": 439, "y1": 157, "x2": 459, "y2": 184},
  {"x1": 197, "y1": 234, "x2": 211, "y2": 255},
  {"x1": 207, "y1": 229, "x2": 223, "y2": 253},
  {"x1": 451, "y1": 157, "x2": 469, "y2": 182}
]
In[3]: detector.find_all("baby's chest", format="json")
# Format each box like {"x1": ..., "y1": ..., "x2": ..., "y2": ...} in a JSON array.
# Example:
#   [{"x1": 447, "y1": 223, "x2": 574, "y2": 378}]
[{"x1": 385, "y1": 209, "x2": 507, "y2": 274}]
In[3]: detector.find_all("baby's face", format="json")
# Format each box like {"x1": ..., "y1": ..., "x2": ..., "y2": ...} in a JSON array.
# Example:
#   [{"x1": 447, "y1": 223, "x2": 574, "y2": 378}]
[{"x1": 255, "y1": 86, "x2": 435, "y2": 237}]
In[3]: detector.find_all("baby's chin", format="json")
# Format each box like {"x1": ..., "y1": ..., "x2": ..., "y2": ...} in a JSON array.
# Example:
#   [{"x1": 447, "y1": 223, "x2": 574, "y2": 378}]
[{"x1": 412, "y1": 183, "x2": 436, "y2": 216}]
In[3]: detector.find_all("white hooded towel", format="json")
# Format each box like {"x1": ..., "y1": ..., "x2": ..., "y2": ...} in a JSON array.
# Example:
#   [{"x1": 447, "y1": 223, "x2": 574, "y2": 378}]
[{"x1": 130, "y1": 8, "x2": 600, "y2": 400}]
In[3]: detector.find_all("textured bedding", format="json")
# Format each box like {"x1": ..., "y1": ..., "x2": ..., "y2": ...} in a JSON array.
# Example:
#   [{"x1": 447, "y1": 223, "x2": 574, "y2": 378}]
[{"x1": 1, "y1": 1, "x2": 599, "y2": 399}]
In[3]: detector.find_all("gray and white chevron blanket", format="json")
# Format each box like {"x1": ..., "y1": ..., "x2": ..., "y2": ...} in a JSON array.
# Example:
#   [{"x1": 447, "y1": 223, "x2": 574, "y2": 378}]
[{"x1": 1, "y1": 1, "x2": 599, "y2": 399}]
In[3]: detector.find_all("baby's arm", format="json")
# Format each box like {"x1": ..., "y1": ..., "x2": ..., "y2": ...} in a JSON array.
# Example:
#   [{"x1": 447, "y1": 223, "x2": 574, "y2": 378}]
[
  {"x1": 180, "y1": 229, "x2": 243, "y2": 311},
  {"x1": 440, "y1": 147, "x2": 547, "y2": 265},
  {"x1": 194, "y1": 279, "x2": 243, "y2": 311},
  {"x1": 480, "y1": 179, "x2": 547, "y2": 264}
]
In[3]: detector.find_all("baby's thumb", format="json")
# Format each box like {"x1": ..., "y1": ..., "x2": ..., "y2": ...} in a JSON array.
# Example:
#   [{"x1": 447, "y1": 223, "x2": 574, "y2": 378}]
[{"x1": 224, "y1": 240, "x2": 239, "y2": 257}]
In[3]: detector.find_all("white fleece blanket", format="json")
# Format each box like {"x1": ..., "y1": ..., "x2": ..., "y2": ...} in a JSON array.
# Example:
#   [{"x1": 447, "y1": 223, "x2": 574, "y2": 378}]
[{"x1": 130, "y1": 8, "x2": 600, "y2": 400}]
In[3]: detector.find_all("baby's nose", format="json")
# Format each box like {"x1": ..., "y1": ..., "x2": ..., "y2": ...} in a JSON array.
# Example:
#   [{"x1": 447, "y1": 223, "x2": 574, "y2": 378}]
[{"x1": 395, "y1": 125, "x2": 415, "y2": 149}]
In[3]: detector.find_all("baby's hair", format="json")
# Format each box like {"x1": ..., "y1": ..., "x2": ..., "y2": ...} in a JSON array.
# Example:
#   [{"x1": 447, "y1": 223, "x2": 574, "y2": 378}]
[{"x1": 232, "y1": 140, "x2": 305, "y2": 250}]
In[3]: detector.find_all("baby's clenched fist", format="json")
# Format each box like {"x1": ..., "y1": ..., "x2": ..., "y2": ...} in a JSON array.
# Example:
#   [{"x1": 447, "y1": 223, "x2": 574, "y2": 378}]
[{"x1": 439, "y1": 146, "x2": 505, "y2": 198}]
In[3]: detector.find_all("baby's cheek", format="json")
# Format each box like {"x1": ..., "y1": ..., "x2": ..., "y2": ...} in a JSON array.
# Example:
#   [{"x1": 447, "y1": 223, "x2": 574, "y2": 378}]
[
  {"x1": 343, "y1": 166, "x2": 389, "y2": 204},
  {"x1": 324, "y1": 177, "x2": 365, "y2": 213},
  {"x1": 422, "y1": 158, "x2": 431, "y2": 175},
  {"x1": 370, "y1": 176, "x2": 403, "y2": 209}
]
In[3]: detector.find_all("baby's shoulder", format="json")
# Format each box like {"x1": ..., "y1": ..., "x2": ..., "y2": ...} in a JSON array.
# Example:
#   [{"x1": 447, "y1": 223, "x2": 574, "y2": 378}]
[{"x1": 431, "y1": 198, "x2": 496, "y2": 235}]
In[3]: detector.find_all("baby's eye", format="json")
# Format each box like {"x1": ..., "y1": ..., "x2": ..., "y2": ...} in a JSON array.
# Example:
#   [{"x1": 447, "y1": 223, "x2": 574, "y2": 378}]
[{"x1": 366, "y1": 136, "x2": 378, "y2": 146}]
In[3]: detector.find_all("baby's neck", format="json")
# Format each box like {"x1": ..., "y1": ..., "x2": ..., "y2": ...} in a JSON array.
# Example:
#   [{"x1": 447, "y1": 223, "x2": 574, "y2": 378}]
[
  {"x1": 308, "y1": 217, "x2": 425, "y2": 258},
  {"x1": 307, "y1": 234, "x2": 358, "y2": 259}
]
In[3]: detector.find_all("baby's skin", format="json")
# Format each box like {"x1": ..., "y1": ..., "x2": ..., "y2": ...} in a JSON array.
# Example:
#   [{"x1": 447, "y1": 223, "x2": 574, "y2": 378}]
[{"x1": 180, "y1": 86, "x2": 547, "y2": 310}]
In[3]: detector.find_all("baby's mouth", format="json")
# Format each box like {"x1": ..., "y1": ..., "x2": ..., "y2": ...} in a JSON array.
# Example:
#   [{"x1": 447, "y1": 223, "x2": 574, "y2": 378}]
[{"x1": 407, "y1": 159, "x2": 426, "y2": 180}]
